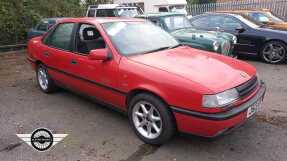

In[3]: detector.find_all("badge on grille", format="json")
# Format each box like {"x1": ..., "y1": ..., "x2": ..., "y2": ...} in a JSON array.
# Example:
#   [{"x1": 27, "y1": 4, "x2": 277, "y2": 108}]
[{"x1": 240, "y1": 72, "x2": 248, "y2": 78}]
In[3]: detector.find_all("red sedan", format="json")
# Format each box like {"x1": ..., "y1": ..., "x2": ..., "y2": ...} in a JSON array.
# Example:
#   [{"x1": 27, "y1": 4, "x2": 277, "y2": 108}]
[{"x1": 27, "y1": 17, "x2": 266, "y2": 145}]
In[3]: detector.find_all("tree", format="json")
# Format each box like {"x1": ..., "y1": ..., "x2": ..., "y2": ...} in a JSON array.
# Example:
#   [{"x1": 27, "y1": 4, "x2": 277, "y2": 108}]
[{"x1": 0, "y1": 0, "x2": 86, "y2": 45}]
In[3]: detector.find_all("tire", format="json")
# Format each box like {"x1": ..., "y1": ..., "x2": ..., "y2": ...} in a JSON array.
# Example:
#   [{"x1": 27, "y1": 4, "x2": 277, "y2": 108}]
[
  {"x1": 261, "y1": 41, "x2": 287, "y2": 64},
  {"x1": 36, "y1": 64, "x2": 57, "y2": 93},
  {"x1": 128, "y1": 93, "x2": 176, "y2": 145}
]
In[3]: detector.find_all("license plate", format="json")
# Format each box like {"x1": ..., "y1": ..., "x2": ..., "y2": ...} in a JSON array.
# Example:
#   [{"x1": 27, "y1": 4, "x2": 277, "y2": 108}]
[{"x1": 247, "y1": 99, "x2": 262, "y2": 118}]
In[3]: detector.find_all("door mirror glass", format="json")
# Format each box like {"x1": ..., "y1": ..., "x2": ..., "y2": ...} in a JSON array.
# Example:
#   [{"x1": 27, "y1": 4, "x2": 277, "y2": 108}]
[{"x1": 88, "y1": 49, "x2": 110, "y2": 61}]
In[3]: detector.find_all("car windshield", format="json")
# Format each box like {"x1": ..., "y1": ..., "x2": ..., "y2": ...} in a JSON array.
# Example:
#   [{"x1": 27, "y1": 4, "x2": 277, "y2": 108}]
[
  {"x1": 265, "y1": 12, "x2": 284, "y2": 23},
  {"x1": 102, "y1": 21, "x2": 179, "y2": 56},
  {"x1": 118, "y1": 8, "x2": 139, "y2": 17},
  {"x1": 248, "y1": 12, "x2": 284, "y2": 23},
  {"x1": 169, "y1": 5, "x2": 187, "y2": 14},
  {"x1": 163, "y1": 16, "x2": 192, "y2": 31}
]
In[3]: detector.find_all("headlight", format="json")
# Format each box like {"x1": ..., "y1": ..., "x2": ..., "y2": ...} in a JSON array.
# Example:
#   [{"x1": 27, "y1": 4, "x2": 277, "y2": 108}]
[
  {"x1": 202, "y1": 88, "x2": 239, "y2": 108},
  {"x1": 232, "y1": 36, "x2": 237, "y2": 44},
  {"x1": 222, "y1": 41, "x2": 231, "y2": 55},
  {"x1": 213, "y1": 41, "x2": 220, "y2": 51}
]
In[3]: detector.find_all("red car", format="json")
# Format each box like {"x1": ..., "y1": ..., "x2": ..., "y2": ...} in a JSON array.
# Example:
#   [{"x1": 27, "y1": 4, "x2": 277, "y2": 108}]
[{"x1": 27, "y1": 17, "x2": 266, "y2": 145}]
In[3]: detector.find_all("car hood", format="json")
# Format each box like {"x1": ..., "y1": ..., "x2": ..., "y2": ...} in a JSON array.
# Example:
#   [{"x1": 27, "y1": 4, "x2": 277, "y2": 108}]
[
  {"x1": 263, "y1": 22, "x2": 287, "y2": 31},
  {"x1": 128, "y1": 46, "x2": 256, "y2": 93}
]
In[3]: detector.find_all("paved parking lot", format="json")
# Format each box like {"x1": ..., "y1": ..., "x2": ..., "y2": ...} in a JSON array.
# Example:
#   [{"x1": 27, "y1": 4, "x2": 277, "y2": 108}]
[{"x1": 0, "y1": 51, "x2": 287, "y2": 161}]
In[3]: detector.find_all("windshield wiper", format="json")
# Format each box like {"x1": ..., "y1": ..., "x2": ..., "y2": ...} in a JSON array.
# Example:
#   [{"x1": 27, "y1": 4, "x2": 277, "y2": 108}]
[
  {"x1": 139, "y1": 44, "x2": 183, "y2": 55},
  {"x1": 142, "y1": 46, "x2": 171, "y2": 54},
  {"x1": 168, "y1": 44, "x2": 183, "y2": 49}
]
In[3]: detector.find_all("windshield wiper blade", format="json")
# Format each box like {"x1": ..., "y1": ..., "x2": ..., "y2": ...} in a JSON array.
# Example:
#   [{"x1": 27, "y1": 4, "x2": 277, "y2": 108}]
[
  {"x1": 168, "y1": 44, "x2": 183, "y2": 49},
  {"x1": 143, "y1": 46, "x2": 171, "y2": 54}
]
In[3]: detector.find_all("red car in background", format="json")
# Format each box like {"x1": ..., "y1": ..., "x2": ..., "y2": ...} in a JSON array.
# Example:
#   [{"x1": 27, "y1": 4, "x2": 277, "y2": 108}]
[{"x1": 27, "y1": 17, "x2": 266, "y2": 145}]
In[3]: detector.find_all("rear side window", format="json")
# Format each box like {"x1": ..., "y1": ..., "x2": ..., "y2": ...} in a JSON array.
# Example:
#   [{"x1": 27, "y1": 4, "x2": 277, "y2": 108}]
[
  {"x1": 190, "y1": 16, "x2": 210, "y2": 28},
  {"x1": 44, "y1": 23, "x2": 75, "y2": 51},
  {"x1": 37, "y1": 21, "x2": 49, "y2": 31},
  {"x1": 96, "y1": 9, "x2": 117, "y2": 17},
  {"x1": 87, "y1": 9, "x2": 95, "y2": 17},
  {"x1": 207, "y1": 16, "x2": 225, "y2": 28},
  {"x1": 159, "y1": 7, "x2": 168, "y2": 12}
]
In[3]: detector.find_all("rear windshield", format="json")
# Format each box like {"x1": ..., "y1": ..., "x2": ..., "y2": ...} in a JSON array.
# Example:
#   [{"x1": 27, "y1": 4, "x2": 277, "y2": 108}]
[{"x1": 96, "y1": 9, "x2": 117, "y2": 17}]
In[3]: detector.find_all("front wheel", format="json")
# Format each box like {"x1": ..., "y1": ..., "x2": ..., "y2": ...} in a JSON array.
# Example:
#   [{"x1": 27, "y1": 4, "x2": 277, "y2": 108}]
[
  {"x1": 261, "y1": 41, "x2": 287, "y2": 64},
  {"x1": 36, "y1": 64, "x2": 57, "y2": 93},
  {"x1": 128, "y1": 93, "x2": 176, "y2": 145}
]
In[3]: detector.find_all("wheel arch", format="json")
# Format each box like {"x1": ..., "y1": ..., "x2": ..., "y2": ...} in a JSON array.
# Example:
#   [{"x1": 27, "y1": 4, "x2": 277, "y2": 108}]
[
  {"x1": 35, "y1": 60, "x2": 43, "y2": 66},
  {"x1": 126, "y1": 88, "x2": 178, "y2": 130},
  {"x1": 261, "y1": 39, "x2": 287, "y2": 52},
  {"x1": 126, "y1": 88, "x2": 169, "y2": 107}
]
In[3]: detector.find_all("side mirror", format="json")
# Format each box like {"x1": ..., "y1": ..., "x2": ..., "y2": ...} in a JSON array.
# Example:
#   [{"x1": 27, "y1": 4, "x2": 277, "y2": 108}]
[
  {"x1": 88, "y1": 49, "x2": 110, "y2": 61},
  {"x1": 235, "y1": 26, "x2": 245, "y2": 33}
]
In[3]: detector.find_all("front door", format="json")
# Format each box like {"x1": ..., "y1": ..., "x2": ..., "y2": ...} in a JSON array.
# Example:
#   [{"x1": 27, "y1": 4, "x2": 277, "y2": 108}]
[
  {"x1": 68, "y1": 23, "x2": 125, "y2": 109},
  {"x1": 218, "y1": 16, "x2": 257, "y2": 55}
]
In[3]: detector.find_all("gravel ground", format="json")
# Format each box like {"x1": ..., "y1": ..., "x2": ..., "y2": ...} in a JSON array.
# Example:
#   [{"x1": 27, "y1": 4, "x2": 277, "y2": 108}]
[{"x1": 0, "y1": 51, "x2": 287, "y2": 161}]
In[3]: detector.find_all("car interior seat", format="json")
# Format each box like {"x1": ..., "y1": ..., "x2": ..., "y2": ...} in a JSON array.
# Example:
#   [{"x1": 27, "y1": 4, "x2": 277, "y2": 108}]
[{"x1": 77, "y1": 27, "x2": 106, "y2": 54}]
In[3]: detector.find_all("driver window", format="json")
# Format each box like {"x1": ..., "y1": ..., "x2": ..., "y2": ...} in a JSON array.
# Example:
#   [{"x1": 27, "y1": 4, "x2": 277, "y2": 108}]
[{"x1": 76, "y1": 24, "x2": 106, "y2": 55}]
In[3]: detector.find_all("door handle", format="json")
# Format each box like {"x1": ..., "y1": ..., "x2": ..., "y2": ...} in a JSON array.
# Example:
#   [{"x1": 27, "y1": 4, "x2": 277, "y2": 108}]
[
  {"x1": 43, "y1": 51, "x2": 49, "y2": 57},
  {"x1": 71, "y1": 59, "x2": 77, "y2": 65}
]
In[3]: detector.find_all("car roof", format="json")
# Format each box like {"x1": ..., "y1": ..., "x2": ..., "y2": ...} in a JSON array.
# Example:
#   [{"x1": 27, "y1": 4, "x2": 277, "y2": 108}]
[
  {"x1": 89, "y1": 4, "x2": 138, "y2": 9},
  {"x1": 215, "y1": 9, "x2": 271, "y2": 14},
  {"x1": 194, "y1": 12, "x2": 241, "y2": 18},
  {"x1": 59, "y1": 17, "x2": 145, "y2": 24},
  {"x1": 42, "y1": 17, "x2": 68, "y2": 21},
  {"x1": 137, "y1": 12, "x2": 185, "y2": 18}
]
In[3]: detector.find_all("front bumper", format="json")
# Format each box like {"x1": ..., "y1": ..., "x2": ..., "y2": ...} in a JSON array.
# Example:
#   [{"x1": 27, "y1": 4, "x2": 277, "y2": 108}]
[{"x1": 171, "y1": 81, "x2": 266, "y2": 137}]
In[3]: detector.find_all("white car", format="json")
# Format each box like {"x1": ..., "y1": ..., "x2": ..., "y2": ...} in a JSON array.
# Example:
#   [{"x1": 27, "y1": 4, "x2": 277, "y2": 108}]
[{"x1": 86, "y1": 4, "x2": 143, "y2": 17}]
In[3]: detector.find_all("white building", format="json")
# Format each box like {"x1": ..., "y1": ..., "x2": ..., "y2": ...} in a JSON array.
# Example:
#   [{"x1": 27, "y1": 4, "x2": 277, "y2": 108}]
[{"x1": 113, "y1": 0, "x2": 187, "y2": 14}]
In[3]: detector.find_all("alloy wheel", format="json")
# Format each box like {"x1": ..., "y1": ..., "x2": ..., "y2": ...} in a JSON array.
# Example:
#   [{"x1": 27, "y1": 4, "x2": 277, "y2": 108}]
[
  {"x1": 38, "y1": 67, "x2": 49, "y2": 90},
  {"x1": 132, "y1": 101, "x2": 162, "y2": 139},
  {"x1": 262, "y1": 42, "x2": 286, "y2": 63}
]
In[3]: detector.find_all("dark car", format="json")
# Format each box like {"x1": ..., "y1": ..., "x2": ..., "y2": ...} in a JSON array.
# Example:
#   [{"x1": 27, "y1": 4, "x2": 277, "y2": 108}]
[
  {"x1": 190, "y1": 13, "x2": 287, "y2": 64},
  {"x1": 217, "y1": 10, "x2": 287, "y2": 31},
  {"x1": 27, "y1": 18, "x2": 65, "y2": 40}
]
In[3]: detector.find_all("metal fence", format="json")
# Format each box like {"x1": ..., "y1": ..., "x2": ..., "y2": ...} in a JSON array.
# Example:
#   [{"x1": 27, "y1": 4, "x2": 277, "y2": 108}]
[{"x1": 187, "y1": 0, "x2": 287, "y2": 20}]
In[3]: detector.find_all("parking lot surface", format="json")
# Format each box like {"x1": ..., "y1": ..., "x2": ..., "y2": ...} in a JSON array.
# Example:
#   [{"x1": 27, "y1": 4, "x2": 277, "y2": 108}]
[{"x1": 0, "y1": 51, "x2": 287, "y2": 161}]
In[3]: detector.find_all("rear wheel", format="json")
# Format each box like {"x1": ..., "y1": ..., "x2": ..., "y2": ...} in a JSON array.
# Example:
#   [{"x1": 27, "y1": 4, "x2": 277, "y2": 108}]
[
  {"x1": 261, "y1": 41, "x2": 287, "y2": 64},
  {"x1": 36, "y1": 64, "x2": 57, "y2": 93},
  {"x1": 128, "y1": 93, "x2": 175, "y2": 145}
]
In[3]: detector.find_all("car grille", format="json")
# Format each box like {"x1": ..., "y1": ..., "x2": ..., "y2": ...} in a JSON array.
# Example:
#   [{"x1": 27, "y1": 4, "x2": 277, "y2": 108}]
[{"x1": 236, "y1": 76, "x2": 258, "y2": 97}]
